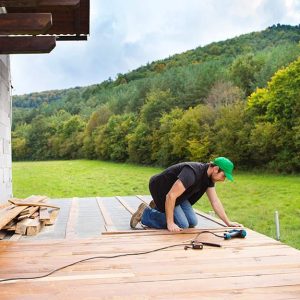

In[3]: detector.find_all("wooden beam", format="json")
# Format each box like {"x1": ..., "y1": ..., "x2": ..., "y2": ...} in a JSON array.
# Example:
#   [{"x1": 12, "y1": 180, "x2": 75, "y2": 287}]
[
  {"x1": 9, "y1": 199, "x2": 60, "y2": 209},
  {"x1": 15, "y1": 217, "x2": 32, "y2": 234},
  {"x1": 96, "y1": 197, "x2": 117, "y2": 232},
  {"x1": 39, "y1": 207, "x2": 50, "y2": 221},
  {"x1": 0, "y1": 36, "x2": 56, "y2": 54},
  {"x1": 44, "y1": 208, "x2": 59, "y2": 226},
  {"x1": 6, "y1": 0, "x2": 90, "y2": 34},
  {"x1": 0, "y1": 0, "x2": 38, "y2": 7},
  {"x1": 26, "y1": 217, "x2": 43, "y2": 235},
  {"x1": 39, "y1": 0, "x2": 80, "y2": 8},
  {"x1": 0, "y1": 0, "x2": 80, "y2": 8},
  {"x1": 0, "y1": 13, "x2": 52, "y2": 35},
  {"x1": 65, "y1": 197, "x2": 78, "y2": 239}
]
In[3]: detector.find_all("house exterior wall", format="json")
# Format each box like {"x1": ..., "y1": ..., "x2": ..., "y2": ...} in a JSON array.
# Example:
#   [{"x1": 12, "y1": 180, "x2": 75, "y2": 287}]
[{"x1": 0, "y1": 54, "x2": 12, "y2": 204}]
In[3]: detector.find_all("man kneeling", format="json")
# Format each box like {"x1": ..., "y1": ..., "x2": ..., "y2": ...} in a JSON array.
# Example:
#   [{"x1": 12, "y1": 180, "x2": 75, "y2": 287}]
[{"x1": 130, "y1": 157, "x2": 242, "y2": 232}]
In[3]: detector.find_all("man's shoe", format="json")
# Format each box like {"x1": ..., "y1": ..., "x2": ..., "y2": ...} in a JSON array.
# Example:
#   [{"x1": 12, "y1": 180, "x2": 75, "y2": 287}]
[
  {"x1": 130, "y1": 203, "x2": 147, "y2": 228},
  {"x1": 149, "y1": 200, "x2": 156, "y2": 209}
]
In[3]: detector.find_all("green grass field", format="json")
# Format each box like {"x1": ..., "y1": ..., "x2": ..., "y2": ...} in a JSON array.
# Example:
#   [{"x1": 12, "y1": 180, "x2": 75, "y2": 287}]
[{"x1": 13, "y1": 160, "x2": 300, "y2": 249}]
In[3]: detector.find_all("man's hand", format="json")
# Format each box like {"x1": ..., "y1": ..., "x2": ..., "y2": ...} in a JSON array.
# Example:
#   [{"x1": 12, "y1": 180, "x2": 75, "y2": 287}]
[
  {"x1": 227, "y1": 221, "x2": 243, "y2": 227},
  {"x1": 167, "y1": 222, "x2": 182, "y2": 232}
]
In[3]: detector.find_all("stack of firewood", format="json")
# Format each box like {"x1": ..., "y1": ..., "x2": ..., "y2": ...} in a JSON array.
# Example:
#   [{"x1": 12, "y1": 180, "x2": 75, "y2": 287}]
[{"x1": 0, "y1": 195, "x2": 59, "y2": 240}]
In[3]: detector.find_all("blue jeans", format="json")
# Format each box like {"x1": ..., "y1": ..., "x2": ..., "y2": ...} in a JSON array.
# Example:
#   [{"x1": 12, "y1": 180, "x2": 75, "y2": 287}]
[{"x1": 141, "y1": 199, "x2": 198, "y2": 229}]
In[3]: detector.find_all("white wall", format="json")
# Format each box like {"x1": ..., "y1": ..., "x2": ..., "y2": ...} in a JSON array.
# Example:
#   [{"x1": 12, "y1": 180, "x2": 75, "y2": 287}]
[{"x1": 0, "y1": 54, "x2": 12, "y2": 204}]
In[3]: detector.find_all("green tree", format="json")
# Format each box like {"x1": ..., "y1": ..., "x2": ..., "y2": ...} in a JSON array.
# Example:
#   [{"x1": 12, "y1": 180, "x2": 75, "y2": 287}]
[
  {"x1": 231, "y1": 53, "x2": 264, "y2": 96},
  {"x1": 211, "y1": 102, "x2": 251, "y2": 166},
  {"x1": 151, "y1": 108, "x2": 184, "y2": 166},
  {"x1": 248, "y1": 57, "x2": 300, "y2": 128},
  {"x1": 140, "y1": 89, "x2": 176, "y2": 128},
  {"x1": 254, "y1": 43, "x2": 300, "y2": 89},
  {"x1": 248, "y1": 57, "x2": 300, "y2": 171},
  {"x1": 26, "y1": 116, "x2": 56, "y2": 160},
  {"x1": 58, "y1": 115, "x2": 85, "y2": 159},
  {"x1": 94, "y1": 114, "x2": 136, "y2": 161},
  {"x1": 127, "y1": 123, "x2": 153, "y2": 164},
  {"x1": 170, "y1": 105, "x2": 215, "y2": 161},
  {"x1": 12, "y1": 136, "x2": 27, "y2": 160},
  {"x1": 82, "y1": 105, "x2": 112, "y2": 158},
  {"x1": 248, "y1": 122, "x2": 280, "y2": 165}
]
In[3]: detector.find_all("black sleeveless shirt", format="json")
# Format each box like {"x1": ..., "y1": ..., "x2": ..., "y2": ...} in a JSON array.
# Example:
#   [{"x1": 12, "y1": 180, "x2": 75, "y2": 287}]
[{"x1": 149, "y1": 162, "x2": 214, "y2": 212}]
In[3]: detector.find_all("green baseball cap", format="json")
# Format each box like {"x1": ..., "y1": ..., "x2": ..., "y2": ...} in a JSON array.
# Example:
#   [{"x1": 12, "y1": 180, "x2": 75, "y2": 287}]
[{"x1": 212, "y1": 157, "x2": 234, "y2": 181}]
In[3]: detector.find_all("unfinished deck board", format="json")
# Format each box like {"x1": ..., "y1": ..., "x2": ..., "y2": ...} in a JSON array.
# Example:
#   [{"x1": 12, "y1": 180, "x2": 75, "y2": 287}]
[
  {"x1": 96, "y1": 197, "x2": 117, "y2": 231},
  {"x1": 100, "y1": 196, "x2": 135, "y2": 231},
  {"x1": 75, "y1": 197, "x2": 104, "y2": 238},
  {"x1": 65, "y1": 197, "x2": 79, "y2": 239},
  {"x1": 0, "y1": 230, "x2": 299, "y2": 299},
  {"x1": 115, "y1": 196, "x2": 136, "y2": 214}
]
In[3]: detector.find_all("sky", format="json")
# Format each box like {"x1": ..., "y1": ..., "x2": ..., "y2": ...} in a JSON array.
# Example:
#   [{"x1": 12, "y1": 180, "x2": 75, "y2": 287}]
[{"x1": 10, "y1": 0, "x2": 300, "y2": 95}]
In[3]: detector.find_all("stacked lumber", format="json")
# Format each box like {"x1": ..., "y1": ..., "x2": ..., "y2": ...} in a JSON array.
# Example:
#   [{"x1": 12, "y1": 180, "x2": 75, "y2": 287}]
[{"x1": 0, "y1": 195, "x2": 60, "y2": 240}]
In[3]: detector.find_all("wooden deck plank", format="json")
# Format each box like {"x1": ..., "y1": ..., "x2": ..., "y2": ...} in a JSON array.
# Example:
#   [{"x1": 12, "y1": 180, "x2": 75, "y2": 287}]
[
  {"x1": 0, "y1": 231, "x2": 299, "y2": 298},
  {"x1": 98, "y1": 196, "x2": 133, "y2": 231},
  {"x1": 0, "y1": 238, "x2": 297, "y2": 263},
  {"x1": 65, "y1": 197, "x2": 79, "y2": 239},
  {"x1": 115, "y1": 196, "x2": 136, "y2": 215},
  {"x1": 194, "y1": 208, "x2": 227, "y2": 226},
  {"x1": 75, "y1": 198, "x2": 104, "y2": 238},
  {"x1": 96, "y1": 197, "x2": 117, "y2": 232},
  {"x1": 136, "y1": 194, "x2": 152, "y2": 205}
]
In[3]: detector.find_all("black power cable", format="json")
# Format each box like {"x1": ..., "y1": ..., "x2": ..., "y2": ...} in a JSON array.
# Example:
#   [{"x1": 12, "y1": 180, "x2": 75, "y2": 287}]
[
  {"x1": 194, "y1": 230, "x2": 224, "y2": 240},
  {"x1": 0, "y1": 231, "x2": 224, "y2": 283}
]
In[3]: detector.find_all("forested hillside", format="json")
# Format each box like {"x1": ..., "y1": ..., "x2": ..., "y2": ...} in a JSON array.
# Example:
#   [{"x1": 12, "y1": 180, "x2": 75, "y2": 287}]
[{"x1": 12, "y1": 24, "x2": 300, "y2": 172}]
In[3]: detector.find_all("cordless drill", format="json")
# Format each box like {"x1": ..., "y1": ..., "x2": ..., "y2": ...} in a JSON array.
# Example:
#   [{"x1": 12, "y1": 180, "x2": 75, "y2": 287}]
[{"x1": 224, "y1": 229, "x2": 247, "y2": 240}]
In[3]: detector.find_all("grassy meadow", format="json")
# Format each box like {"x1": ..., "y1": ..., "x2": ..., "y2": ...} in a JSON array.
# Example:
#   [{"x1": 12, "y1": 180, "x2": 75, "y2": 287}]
[{"x1": 13, "y1": 160, "x2": 300, "y2": 249}]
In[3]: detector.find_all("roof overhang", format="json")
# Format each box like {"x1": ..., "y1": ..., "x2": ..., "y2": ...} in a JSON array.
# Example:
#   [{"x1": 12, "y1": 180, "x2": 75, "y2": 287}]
[{"x1": 0, "y1": 0, "x2": 90, "y2": 54}]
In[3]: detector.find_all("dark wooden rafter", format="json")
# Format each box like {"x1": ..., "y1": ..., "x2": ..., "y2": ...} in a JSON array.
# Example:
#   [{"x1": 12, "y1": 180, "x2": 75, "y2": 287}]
[
  {"x1": 0, "y1": 0, "x2": 89, "y2": 53},
  {"x1": 0, "y1": 36, "x2": 56, "y2": 54},
  {"x1": 39, "y1": 0, "x2": 80, "y2": 8},
  {"x1": 0, "y1": 0, "x2": 80, "y2": 8},
  {"x1": 0, "y1": 0, "x2": 37, "y2": 7},
  {"x1": 0, "y1": 13, "x2": 52, "y2": 35},
  {"x1": 6, "y1": 0, "x2": 89, "y2": 35}
]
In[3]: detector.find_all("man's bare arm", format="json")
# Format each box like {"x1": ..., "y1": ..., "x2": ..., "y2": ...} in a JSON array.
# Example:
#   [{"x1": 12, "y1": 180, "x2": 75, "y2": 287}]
[
  {"x1": 165, "y1": 179, "x2": 186, "y2": 232},
  {"x1": 206, "y1": 187, "x2": 242, "y2": 227}
]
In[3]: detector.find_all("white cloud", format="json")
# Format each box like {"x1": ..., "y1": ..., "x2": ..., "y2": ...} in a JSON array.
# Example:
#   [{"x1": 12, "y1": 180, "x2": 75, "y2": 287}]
[{"x1": 10, "y1": 0, "x2": 300, "y2": 95}]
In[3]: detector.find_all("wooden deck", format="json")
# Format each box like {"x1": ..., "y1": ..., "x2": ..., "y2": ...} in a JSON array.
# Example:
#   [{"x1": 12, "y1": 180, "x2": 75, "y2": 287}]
[
  {"x1": 0, "y1": 196, "x2": 300, "y2": 299},
  {"x1": 1, "y1": 195, "x2": 223, "y2": 241}
]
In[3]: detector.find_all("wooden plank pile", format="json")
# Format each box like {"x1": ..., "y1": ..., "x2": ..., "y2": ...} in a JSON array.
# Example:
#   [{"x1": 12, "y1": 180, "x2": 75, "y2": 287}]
[{"x1": 0, "y1": 195, "x2": 60, "y2": 240}]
